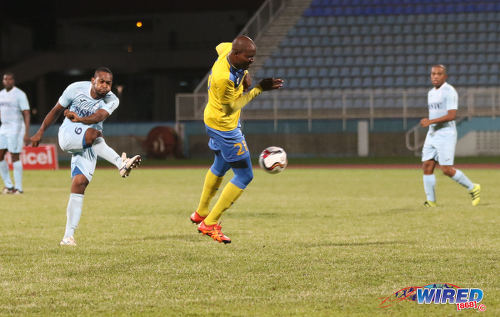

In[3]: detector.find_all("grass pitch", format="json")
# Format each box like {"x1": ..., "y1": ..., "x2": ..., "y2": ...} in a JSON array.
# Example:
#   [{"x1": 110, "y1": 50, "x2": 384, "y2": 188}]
[{"x1": 0, "y1": 166, "x2": 498, "y2": 316}]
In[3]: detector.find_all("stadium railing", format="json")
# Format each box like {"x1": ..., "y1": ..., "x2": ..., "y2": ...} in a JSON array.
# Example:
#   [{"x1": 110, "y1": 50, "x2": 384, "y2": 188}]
[{"x1": 176, "y1": 87, "x2": 500, "y2": 130}]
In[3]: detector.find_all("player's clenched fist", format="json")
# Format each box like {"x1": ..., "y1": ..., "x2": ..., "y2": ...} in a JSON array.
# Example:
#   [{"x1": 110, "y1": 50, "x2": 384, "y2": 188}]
[{"x1": 258, "y1": 78, "x2": 284, "y2": 91}]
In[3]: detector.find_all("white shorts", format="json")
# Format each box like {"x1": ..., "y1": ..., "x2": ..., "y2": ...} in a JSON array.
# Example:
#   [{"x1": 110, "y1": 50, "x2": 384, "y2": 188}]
[
  {"x1": 421, "y1": 130, "x2": 457, "y2": 166},
  {"x1": 70, "y1": 147, "x2": 97, "y2": 182},
  {"x1": 58, "y1": 123, "x2": 90, "y2": 153},
  {"x1": 0, "y1": 132, "x2": 24, "y2": 153},
  {"x1": 59, "y1": 123, "x2": 96, "y2": 181}
]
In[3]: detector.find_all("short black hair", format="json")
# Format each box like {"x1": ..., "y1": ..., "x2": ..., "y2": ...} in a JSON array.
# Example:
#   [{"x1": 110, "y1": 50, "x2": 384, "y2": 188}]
[
  {"x1": 3, "y1": 72, "x2": 15, "y2": 79},
  {"x1": 431, "y1": 64, "x2": 447, "y2": 74},
  {"x1": 94, "y1": 67, "x2": 113, "y2": 77}
]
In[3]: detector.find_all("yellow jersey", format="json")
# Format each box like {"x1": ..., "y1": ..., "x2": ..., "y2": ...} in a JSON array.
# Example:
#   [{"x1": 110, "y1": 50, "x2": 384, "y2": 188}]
[{"x1": 204, "y1": 42, "x2": 263, "y2": 131}]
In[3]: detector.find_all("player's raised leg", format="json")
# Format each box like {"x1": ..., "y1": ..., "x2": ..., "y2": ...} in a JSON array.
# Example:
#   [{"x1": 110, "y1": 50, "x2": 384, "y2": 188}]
[
  {"x1": 191, "y1": 151, "x2": 228, "y2": 223},
  {"x1": 84, "y1": 128, "x2": 141, "y2": 177}
]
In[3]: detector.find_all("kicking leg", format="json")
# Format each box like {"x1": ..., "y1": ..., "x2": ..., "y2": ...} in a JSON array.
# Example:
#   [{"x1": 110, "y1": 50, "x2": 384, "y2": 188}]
[
  {"x1": 86, "y1": 128, "x2": 141, "y2": 177},
  {"x1": 198, "y1": 157, "x2": 253, "y2": 244}
]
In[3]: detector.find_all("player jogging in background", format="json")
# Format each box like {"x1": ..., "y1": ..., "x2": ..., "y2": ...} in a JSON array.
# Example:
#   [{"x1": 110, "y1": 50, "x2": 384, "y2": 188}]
[
  {"x1": 190, "y1": 35, "x2": 283, "y2": 244},
  {"x1": 0, "y1": 72, "x2": 31, "y2": 194},
  {"x1": 31, "y1": 67, "x2": 142, "y2": 246},
  {"x1": 420, "y1": 64, "x2": 480, "y2": 207}
]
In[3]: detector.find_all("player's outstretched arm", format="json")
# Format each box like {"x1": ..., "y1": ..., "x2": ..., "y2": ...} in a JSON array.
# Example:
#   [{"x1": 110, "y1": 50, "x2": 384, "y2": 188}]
[
  {"x1": 31, "y1": 103, "x2": 65, "y2": 147},
  {"x1": 258, "y1": 78, "x2": 284, "y2": 91}
]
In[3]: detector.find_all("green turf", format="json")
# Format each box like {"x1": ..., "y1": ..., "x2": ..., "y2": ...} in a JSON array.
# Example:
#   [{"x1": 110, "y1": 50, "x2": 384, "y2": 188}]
[{"x1": 0, "y1": 167, "x2": 498, "y2": 316}]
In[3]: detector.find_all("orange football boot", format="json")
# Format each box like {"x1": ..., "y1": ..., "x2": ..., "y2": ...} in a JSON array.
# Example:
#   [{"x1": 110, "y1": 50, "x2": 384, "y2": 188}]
[
  {"x1": 190, "y1": 211, "x2": 206, "y2": 224},
  {"x1": 197, "y1": 221, "x2": 231, "y2": 244}
]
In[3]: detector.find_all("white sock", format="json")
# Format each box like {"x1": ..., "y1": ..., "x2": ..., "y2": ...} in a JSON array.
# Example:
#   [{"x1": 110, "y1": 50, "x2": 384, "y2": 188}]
[
  {"x1": 0, "y1": 160, "x2": 13, "y2": 188},
  {"x1": 13, "y1": 160, "x2": 23, "y2": 191},
  {"x1": 91, "y1": 137, "x2": 122, "y2": 168},
  {"x1": 452, "y1": 169, "x2": 474, "y2": 190},
  {"x1": 64, "y1": 193, "x2": 84, "y2": 239},
  {"x1": 423, "y1": 174, "x2": 436, "y2": 202}
]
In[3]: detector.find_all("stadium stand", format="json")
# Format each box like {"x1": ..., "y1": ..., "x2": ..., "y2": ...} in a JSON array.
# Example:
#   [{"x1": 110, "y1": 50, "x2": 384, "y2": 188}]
[
  {"x1": 246, "y1": 0, "x2": 500, "y2": 115},
  {"x1": 255, "y1": 0, "x2": 500, "y2": 93}
]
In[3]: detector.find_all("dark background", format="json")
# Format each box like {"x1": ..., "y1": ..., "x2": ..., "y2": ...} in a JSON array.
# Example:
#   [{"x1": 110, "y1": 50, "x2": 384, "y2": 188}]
[{"x1": 0, "y1": 0, "x2": 265, "y2": 123}]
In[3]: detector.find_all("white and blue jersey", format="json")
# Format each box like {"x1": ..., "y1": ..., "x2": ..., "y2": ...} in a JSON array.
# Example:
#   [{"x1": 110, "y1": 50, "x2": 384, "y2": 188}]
[
  {"x1": 58, "y1": 81, "x2": 119, "y2": 132},
  {"x1": 57, "y1": 81, "x2": 119, "y2": 181},
  {"x1": 427, "y1": 82, "x2": 458, "y2": 133},
  {"x1": 422, "y1": 82, "x2": 458, "y2": 165},
  {"x1": 0, "y1": 86, "x2": 30, "y2": 135}
]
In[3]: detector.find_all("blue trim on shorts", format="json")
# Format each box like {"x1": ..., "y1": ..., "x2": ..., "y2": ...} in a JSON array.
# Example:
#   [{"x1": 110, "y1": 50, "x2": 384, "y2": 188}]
[
  {"x1": 82, "y1": 135, "x2": 92, "y2": 149},
  {"x1": 72, "y1": 166, "x2": 83, "y2": 177}
]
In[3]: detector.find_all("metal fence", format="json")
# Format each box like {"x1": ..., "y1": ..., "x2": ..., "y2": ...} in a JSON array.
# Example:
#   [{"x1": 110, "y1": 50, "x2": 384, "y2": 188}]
[{"x1": 177, "y1": 86, "x2": 500, "y2": 124}]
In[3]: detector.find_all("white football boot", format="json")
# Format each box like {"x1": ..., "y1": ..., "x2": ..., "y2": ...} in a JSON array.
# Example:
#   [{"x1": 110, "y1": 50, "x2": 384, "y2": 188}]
[
  {"x1": 60, "y1": 236, "x2": 77, "y2": 246},
  {"x1": 119, "y1": 152, "x2": 142, "y2": 178}
]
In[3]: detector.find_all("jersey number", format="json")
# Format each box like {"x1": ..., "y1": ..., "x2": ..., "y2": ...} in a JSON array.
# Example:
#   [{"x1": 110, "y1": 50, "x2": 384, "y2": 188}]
[{"x1": 234, "y1": 141, "x2": 248, "y2": 156}]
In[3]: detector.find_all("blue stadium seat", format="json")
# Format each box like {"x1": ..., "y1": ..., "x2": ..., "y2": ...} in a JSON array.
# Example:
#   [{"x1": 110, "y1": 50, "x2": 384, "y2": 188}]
[
  {"x1": 307, "y1": 67, "x2": 317, "y2": 78},
  {"x1": 320, "y1": 78, "x2": 330, "y2": 88},
  {"x1": 362, "y1": 77, "x2": 372, "y2": 87},
  {"x1": 328, "y1": 67, "x2": 338, "y2": 77},
  {"x1": 318, "y1": 67, "x2": 328, "y2": 78},
  {"x1": 330, "y1": 78, "x2": 341, "y2": 87},
  {"x1": 286, "y1": 68, "x2": 297, "y2": 77}
]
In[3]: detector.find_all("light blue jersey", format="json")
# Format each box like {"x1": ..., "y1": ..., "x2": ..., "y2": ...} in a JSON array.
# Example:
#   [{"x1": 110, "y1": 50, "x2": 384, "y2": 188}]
[
  {"x1": 58, "y1": 81, "x2": 119, "y2": 132},
  {"x1": 427, "y1": 82, "x2": 458, "y2": 133},
  {"x1": 422, "y1": 82, "x2": 459, "y2": 165},
  {"x1": 0, "y1": 87, "x2": 30, "y2": 135}
]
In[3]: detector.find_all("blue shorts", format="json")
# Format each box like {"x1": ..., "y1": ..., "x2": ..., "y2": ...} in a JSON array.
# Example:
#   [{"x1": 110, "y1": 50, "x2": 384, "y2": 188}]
[{"x1": 206, "y1": 125, "x2": 250, "y2": 162}]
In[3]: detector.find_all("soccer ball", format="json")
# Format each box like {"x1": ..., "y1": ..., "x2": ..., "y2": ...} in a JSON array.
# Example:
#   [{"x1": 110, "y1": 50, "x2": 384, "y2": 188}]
[{"x1": 258, "y1": 146, "x2": 287, "y2": 174}]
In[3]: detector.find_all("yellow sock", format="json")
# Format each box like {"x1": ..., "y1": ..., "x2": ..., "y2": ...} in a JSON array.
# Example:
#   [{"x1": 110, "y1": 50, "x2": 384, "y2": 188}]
[
  {"x1": 196, "y1": 170, "x2": 223, "y2": 217},
  {"x1": 204, "y1": 182, "x2": 243, "y2": 225}
]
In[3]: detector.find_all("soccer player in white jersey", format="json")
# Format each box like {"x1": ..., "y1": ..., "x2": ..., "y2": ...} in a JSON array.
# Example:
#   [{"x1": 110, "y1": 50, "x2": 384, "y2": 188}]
[
  {"x1": 0, "y1": 72, "x2": 31, "y2": 194},
  {"x1": 420, "y1": 65, "x2": 480, "y2": 207},
  {"x1": 31, "y1": 67, "x2": 141, "y2": 246}
]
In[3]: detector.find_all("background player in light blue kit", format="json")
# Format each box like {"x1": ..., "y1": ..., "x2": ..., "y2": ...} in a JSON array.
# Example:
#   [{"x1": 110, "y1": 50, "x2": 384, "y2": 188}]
[
  {"x1": 420, "y1": 65, "x2": 480, "y2": 207},
  {"x1": 31, "y1": 67, "x2": 142, "y2": 246},
  {"x1": 0, "y1": 72, "x2": 31, "y2": 194}
]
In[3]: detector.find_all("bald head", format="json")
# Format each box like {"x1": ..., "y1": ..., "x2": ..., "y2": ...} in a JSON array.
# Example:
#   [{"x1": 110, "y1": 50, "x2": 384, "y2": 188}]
[
  {"x1": 229, "y1": 35, "x2": 256, "y2": 70},
  {"x1": 232, "y1": 35, "x2": 256, "y2": 52}
]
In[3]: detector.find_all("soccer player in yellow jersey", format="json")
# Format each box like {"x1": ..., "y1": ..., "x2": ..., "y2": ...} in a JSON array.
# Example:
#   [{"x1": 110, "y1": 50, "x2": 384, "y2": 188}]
[{"x1": 190, "y1": 35, "x2": 283, "y2": 243}]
